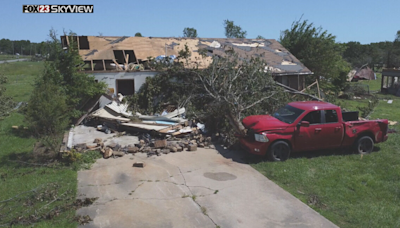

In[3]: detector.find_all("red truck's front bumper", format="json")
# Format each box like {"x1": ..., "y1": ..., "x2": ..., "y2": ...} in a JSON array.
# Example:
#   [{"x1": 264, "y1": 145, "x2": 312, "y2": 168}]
[
  {"x1": 239, "y1": 137, "x2": 270, "y2": 156},
  {"x1": 383, "y1": 135, "x2": 388, "y2": 142}
]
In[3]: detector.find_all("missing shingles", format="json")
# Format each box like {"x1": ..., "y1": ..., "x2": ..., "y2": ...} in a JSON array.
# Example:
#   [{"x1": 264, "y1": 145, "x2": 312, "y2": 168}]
[
  {"x1": 85, "y1": 49, "x2": 98, "y2": 56},
  {"x1": 110, "y1": 36, "x2": 129, "y2": 44}
]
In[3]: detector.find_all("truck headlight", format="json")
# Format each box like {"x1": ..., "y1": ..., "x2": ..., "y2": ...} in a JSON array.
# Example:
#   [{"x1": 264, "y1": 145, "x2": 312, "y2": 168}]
[{"x1": 255, "y1": 133, "x2": 269, "y2": 142}]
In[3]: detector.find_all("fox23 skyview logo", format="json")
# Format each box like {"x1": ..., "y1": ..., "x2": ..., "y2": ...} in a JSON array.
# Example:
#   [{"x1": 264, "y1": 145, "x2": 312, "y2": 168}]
[{"x1": 23, "y1": 5, "x2": 94, "y2": 13}]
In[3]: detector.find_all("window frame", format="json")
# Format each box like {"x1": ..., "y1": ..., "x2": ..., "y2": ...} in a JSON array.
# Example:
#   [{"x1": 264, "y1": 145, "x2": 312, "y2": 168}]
[
  {"x1": 301, "y1": 110, "x2": 323, "y2": 125},
  {"x1": 323, "y1": 109, "x2": 339, "y2": 124}
]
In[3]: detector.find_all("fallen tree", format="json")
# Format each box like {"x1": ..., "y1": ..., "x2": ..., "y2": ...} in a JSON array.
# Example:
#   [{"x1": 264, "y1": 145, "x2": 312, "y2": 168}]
[{"x1": 126, "y1": 49, "x2": 291, "y2": 136}]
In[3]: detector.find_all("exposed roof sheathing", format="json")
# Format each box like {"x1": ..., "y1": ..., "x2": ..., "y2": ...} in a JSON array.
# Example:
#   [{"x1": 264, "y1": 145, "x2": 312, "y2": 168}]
[{"x1": 66, "y1": 36, "x2": 312, "y2": 75}]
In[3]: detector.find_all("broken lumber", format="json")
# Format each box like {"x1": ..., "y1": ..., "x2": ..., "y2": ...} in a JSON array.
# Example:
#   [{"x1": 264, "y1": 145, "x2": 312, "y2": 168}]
[{"x1": 154, "y1": 139, "x2": 167, "y2": 148}]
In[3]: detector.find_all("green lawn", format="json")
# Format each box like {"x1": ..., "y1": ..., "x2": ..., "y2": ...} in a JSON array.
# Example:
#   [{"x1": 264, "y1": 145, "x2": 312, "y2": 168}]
[
  {"x1": 252, "y1": 95, "x2": 400, "y2": 228},
  {"x1": 0, "y1": 113, "x2": 78, "y2": 228},
  {"x1": 359, "y1": 73, "x2": 382, "y2": 92},
  {"x1": 0, "y1": 61, "x2": 88, "y2": 227},
  {"x1": 1, "y1": 61, "x2": 43, "y2": 102},
  {"x1": 336, "y1": 98, "x2": 370, "y2": 112}
]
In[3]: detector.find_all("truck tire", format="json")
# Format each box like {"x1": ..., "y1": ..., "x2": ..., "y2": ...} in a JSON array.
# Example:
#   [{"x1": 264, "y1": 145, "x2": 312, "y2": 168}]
[
  {"x1": 355, "y1": 136, "x2": 374, "y2": 154},
  {"x1": 267, "y1": 141, "x2": 291, "y2": 162}
]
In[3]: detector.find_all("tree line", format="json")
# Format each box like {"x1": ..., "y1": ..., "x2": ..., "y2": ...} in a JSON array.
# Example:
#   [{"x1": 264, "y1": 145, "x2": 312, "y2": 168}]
[{"x1": 0, "y1": 39, "x2": 50, "y2": 56}]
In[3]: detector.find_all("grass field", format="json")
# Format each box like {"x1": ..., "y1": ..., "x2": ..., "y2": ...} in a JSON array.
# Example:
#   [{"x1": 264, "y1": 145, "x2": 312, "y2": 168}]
[
  {"x1": 1, "y1": 61, "x2": 43, "y2": 102},
  {"x1": 252, "y1": 94, "x2": 400, "y2": 227},
  {"x1": 0, "y1": 61, "x2": 101, "y2": 227},
  {"x1": 359, "y1": 73, "x2": 382, "y2": 92}
]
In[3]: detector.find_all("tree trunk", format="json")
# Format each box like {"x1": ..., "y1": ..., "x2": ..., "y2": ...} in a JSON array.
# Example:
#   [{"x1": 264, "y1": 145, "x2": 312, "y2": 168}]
[{"x1": 225, "y1": 112, "x2": 246, "y2": 136}]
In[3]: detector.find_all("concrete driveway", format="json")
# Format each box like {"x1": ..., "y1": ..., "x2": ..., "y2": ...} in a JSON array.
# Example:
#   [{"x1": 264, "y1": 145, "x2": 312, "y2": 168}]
[{"x1": 77, "y1": 148, "x2": 337, "y2": 228}]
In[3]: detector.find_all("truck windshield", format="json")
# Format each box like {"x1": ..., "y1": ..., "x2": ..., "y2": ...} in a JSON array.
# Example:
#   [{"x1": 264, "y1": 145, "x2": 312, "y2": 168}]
[{"x1": 272, "y1": 105, "x2": 304, "y2": 124}]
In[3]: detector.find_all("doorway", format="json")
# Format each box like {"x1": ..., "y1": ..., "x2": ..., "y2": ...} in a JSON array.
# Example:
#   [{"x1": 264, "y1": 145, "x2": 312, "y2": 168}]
[{"x1": 116, "y1": 79, "x2": 135, "y2": 96}]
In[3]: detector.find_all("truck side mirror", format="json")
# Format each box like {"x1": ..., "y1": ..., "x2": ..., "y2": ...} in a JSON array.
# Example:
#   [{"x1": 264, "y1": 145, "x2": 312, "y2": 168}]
[{"x1": 297, "y1": 121, "x2": 310, "y2": 128}]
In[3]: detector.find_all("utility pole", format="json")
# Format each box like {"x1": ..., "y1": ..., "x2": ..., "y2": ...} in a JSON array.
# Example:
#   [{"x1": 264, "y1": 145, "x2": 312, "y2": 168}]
[{"x1": 12, "y1": 41, "x2": 14, "y2": 55}]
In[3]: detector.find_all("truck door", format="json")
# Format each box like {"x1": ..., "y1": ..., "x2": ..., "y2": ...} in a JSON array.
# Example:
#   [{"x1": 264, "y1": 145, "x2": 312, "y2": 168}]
[
  {"x1": 294, "y1": 110, "x2": 324, "y2": 151},
  {"x1": 320, "y1": 109, "x2": 344, "y2": 148}
]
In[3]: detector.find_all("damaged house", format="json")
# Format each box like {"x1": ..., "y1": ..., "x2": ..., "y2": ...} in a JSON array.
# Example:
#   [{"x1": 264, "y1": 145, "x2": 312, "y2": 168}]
[{"x1": 61, "y1": 36, "x2": 313, "y2": 97}]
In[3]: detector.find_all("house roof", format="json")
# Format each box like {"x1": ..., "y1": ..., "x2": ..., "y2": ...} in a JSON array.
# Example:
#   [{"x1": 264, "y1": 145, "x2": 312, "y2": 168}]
[{"x1": 63, "y1": 36, "x2": 312, "y2": 75}]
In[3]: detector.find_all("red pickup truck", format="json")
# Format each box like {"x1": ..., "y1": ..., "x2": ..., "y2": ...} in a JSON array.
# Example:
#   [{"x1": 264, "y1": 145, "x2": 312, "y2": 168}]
[{"x1": 239, "y1": 101, "x2": 389, "y2": 161}]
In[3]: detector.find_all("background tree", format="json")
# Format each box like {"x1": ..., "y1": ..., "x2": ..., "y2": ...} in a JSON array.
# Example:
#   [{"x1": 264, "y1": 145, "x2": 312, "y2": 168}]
[
  {"x1": 0, "y1": 38, "x2": 50, "y2": 56},
  {"x1": 224, "y1": 20, "x2": 247, "y2": 38},
  {"x1": 134, "y1": 32, "x2": 143, "y2": 37},
  {"x1": 183, "y1": 27, "x2": 198, "y2": 38},
  {"x1": 387, "y1": 30, "x2": 400, "y2": 68},
  {"x1": 280, "y1": 19, "x2": 350, "y2": 92},
  {"x1": 256, "y1": 35, "x2": 265, "y2": 39}
]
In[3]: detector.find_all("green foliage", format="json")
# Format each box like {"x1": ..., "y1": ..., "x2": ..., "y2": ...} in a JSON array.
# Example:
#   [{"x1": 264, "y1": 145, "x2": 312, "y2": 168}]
[
  {"x1": 44, "y1": 30, "x2": 105, "y2": 118},
  {"x1": 178, "y1": 44, "x2": 191, "y2": 60},
  {"x1": 343, "y1": 30, "x2": 400, "y2": 70},
  {"x1": 0, "y1": 38, "x2": 50, "y2": 56},
  {"x1": 0, "y1": 72, "x2": 15, "y2": 119},
  {"x1": 256, "y1": 35, "x2": 265, "y2": 39},
  {"x1": 280, "y1": 19, "x2": 351, "y2": 92},
  {"x1": 62, "y1": 149, "x2": 82, "y2": 163},
  {"x1": 134, "y1": 32, "x2": 143, "y2": 37},
  {"x1": 126, "y1": 49, "x2": 288, "y2": 135},
  {"x1": 183, "y1": 27, "x2": 198, "y2": 38},
  {"x1": 357, "y1": 96, "x2": 378, "y2": 118},
  {"x1": 25, "y1": 80, "x2": 69, "y2": 137},
  {"x1": 388, "y1": 30, "x2": 400, "y2": 68},
  {"x1": 224, "y1": 19, "x2": 247, "y2": 38},
  {"x1": 25, "y1": 29, "x2": 106, "y2": 141}
]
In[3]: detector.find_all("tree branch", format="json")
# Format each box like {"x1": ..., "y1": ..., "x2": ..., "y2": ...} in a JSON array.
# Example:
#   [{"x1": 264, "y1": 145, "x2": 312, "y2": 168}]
[{"x1": 242, "y1": 92, "x2": 277, "y2": 111}]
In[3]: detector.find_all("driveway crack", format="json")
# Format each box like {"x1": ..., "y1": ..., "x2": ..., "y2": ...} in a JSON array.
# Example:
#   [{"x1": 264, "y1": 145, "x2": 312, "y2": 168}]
[{"x1": 177, "y1": 166, "x2": 219, "y2": 227}]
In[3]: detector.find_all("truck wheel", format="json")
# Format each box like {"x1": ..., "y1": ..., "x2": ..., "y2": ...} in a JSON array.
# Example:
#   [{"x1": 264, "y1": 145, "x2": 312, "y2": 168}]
[
  {"x1": 267, "y1": 141, "x2": 291, "y2": 162},
  {"x1": 355, "y1": 136, "x2": 374, "y2": 154}
]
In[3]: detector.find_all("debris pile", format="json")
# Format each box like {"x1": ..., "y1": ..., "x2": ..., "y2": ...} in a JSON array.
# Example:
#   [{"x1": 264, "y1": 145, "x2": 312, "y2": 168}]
[
  {"x1": 70, "y1": 127, "x2": 216, "y2": 159},
  {"x1": 64, "y1": 94, "x2": 233, "y2": 158}
]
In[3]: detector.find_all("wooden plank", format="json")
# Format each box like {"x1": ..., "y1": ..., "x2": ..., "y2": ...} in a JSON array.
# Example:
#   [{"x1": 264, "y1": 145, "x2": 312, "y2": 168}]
[
  {"x1": 292, "y1": 80, "x2": 317, "y2": 98},
  {"x1": 91, "y1": 60, "x2": 94, "y2": 71},
  {"x1": 112, "y1": 59, "x2": 123, "y2": 71},
  {"x1": 75, "y1": 99, "x2": 99, "y2": 125},
  {"x1": 316, "y1": 80, "x2": 321, "y2": 99}
]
